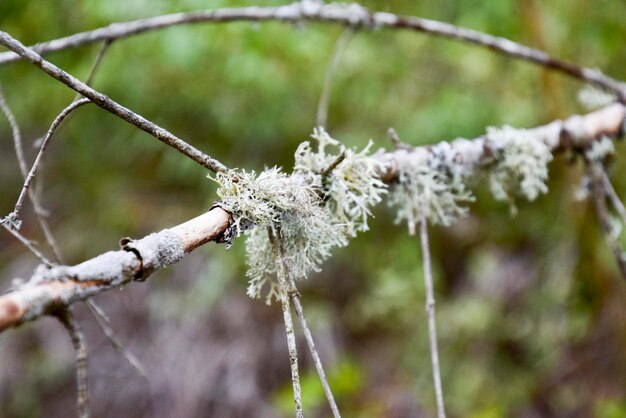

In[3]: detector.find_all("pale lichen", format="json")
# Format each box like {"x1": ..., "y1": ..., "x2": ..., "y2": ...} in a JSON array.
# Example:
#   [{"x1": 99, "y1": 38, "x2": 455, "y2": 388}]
[
  {"x1": 294, "y1": 128, "x2": 387, "y2": 236},
  {"x1": 486, "y1": 125, "x2": 553, "y2": 211},
  {"x1": 577, "y1": 85, "x2": 616, "y2": 110},
  {"x1": 584, "y1": 136, "x2": 614, "y2": 162},
  {"x1": 388, "y1": 142, "x2": 474, "y2": 233},
  {"x1": 211, "y1": 165, "x2": 347, "y2": 304}
]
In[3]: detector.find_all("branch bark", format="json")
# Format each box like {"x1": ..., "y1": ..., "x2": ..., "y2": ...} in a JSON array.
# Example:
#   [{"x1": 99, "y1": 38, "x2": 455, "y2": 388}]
[
  {"x1": 0, "y1": 2, "x2": 623, "y2": 98},
  {"x1": 1, "y1": 103, "x2": 624, "y2": 334},
  {"x1": 0, "y1": 208, "x2": 231, "y2": 332}
]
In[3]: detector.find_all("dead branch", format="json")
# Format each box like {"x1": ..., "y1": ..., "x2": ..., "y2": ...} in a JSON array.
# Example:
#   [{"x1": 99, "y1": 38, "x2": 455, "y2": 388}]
[
  {"x1": 0, "y1": 104, "x2": 623, "y2": 334},
  {"x1": 0, "y1": 32, "x2": 229, "y2": 174},
  {"x1": 0, "y1": 2, "x2": 623, "y2": 98},
  {"x1": 0, "y1": 208, "x2": 231, "y2": 332}
]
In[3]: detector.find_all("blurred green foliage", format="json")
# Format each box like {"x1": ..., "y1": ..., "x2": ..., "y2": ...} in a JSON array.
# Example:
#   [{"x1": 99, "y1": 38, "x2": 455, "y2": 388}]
[{"x1": 1, "y1": 0, "x2": 626, "y2": 417}]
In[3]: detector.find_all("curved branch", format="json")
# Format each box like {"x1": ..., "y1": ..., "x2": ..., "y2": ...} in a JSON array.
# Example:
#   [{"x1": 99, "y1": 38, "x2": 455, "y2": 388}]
[
  {"x1": 1, "y1": 103, "x2": 623, "y2": 334},
  {"x1": 0, "y1": 2, "x2": 623, "y2": 97},
  {"x1": 0, "y1": 32, "x2": 229, "y2": 174}
]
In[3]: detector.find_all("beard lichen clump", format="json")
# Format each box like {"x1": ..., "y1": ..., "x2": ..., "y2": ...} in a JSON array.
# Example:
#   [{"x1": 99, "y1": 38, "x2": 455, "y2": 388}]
[
  {"x1": 211, "y1": 167, "x2": 347, "y2": 304},
  {"x1": 486, "y1": 125, "x2": 553, "y2": 210},
  {"x1": 388, "y1": 142, "x2": 474, "y2": 233},
  {"x1": 294, "y1": 127, "x2": 387, "y2": 236},
  {"x1": 211, "y1": 128, "x2": 387, "y2": 304}
]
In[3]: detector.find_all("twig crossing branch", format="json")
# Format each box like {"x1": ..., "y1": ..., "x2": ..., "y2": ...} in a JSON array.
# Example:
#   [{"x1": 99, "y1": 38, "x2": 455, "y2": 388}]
[{"x1": 0, "y1": 31, "x2": 229, "y2": 174}]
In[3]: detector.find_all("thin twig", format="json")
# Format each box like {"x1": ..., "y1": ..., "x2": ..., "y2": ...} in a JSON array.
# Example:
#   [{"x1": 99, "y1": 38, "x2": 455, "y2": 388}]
[
  {"x1": 0, "y1": 3, "x2": 623, "y2": 97},
  {"x1": 267, "y1": 227, "x2": 304, "y2": 418},
  {"x1": 316, "y1": 28, "x2": 354, "y2": 129},
  {"x1": 320, "y1": 151, "x2": 346, "y2": 178},
  {"x1": 85, "y1": 300, "x2": 149, "y2": 380},
  {"x1": 1, "y1": 82, "x2": 65, "y2": 262},
  {"x1": 57, "y1": 309, "x2": 90, "y2": 418},
  {"x1": 599, "y1": 168, "x2": 626, "y2": 226},
  {"x1": 387, "y1": 127, "x2": 412, "y2": 150},
  {"x1": 32, "y1": 41, "x2": 113, "y2": 262},
  {"x1": 0, "y1": 84, "x2": 28, "y2": 175},
  {"x1": 0, "y1": 31, "x2": 229, "y2": 174},
  {"x1": 78, "y1": 39, "x2": 113, "y2": 98},
  {"x1": 13, "y1": 99, "x2": 91, "y2": 219},
  {"x1": 418, "y1": 216, "x2": 446, "y2": 418},
  {"x1": 2, "y1": 224, "x2": 54, "y2": 267},
  {"x1": 587, "y1": 162, "x2": 626, "y2": 278},
  {"x1": 289, "y1": 283, "x2": 341, "y2": 418}
]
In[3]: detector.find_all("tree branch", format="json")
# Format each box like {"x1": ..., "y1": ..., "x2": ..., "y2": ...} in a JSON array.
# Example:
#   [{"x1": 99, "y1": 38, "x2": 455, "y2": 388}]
[
  {"x1": 0, "y1": 31, "x2": 229, "y2": 174},
  {"x1": 0, "y1": 207, "x2": 231, "y2": 332},
  {"x1": 0, "y1": 2, "x2": 623, "y2": 97},
  {"x1": 0, "y1": 104, "x2": 623, "y2": 334}
]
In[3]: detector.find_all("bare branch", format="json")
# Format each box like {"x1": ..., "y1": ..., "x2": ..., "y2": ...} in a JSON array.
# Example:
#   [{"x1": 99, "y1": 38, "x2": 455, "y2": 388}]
[
  {"x1": 268, "y1": 227, "x2": 304, "y2": 418},
  {"x1": 57, "y1": 309, "x2": 90, "y2": 418},
  {"x1": 418, "y1": 216, "x2": 446, "y2": 418},
  {"x1": 0, "y1": 31, "x2": 229, "y2": 174},
  {"x1": 0, "y1": 84, "x2": 28, "y2": 175},
  {"x1": 316, "y1": 28, "x2": 354, "y2": 129},
  {"x1": 0, "y1": 2, "x2": 623, "y2": 97},
  {"x1": 12, "y1": 99, "x2": 91, "y2": 219},
  {"x1": 0, "y1": 207, "x2": 231, "y2": 332}
]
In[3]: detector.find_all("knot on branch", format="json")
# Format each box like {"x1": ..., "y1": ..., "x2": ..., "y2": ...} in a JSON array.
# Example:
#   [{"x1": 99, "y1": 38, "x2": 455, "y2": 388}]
[
  {"x1": 1, "y1": 211, "x2": 22, "y2": 230},
  {"x1": 120, "y1": 229, "x2": 184, "y2": 280}
]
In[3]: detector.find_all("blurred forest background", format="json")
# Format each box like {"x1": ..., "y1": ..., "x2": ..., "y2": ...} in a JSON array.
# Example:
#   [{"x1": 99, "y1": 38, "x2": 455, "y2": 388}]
[{"x1": 1, "y1": 0, "x2": 626, "y2": 417}]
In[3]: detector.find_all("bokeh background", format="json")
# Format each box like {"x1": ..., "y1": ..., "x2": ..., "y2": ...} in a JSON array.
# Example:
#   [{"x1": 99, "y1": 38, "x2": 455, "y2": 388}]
[{"x1": 1, "y1": 1, "x2": 626, "y2": 417}]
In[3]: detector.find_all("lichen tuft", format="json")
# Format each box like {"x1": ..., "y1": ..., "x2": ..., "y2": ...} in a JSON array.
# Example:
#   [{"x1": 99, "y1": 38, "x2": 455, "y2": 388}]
[
  {"x1": 486, "y1": 125, "x2": 553, "y2": 211},
  {"x1": 388, "y1": 142, "x2": 474, "y2": 233}
]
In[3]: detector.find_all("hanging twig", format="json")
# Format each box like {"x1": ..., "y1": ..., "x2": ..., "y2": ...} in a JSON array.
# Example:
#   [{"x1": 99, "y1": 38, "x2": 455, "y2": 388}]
[
  {"x1": 0, "y1": 31, "x2": 229, "y2": 174},
  {"x1": 599, "y1": 168, "x2": 626, "y2": 226},
  {"x1": 85, "y1": 301, "x2": 149, "y2": 380},
  {"x1": 0, "y1": 84, "x2": 28, "y2": 174},
  {"x1": 418, "y1": 216, "x2": 446, "y2": 418},
  {"x1": 587, "y1": 162, "x2": 626, "y2": 278},
  {"x1": 316, "y1": 28, "x2": 354, "y2": 129},
  {"x1": 57, "y1": 309, "x2": 90, "y2": 418},
  {"x1": 267, "y1": 227, "x2": 304, "y2": 418},
  {"x1": 289, "y1": 283, "x2": 342, "y2": 418}
]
